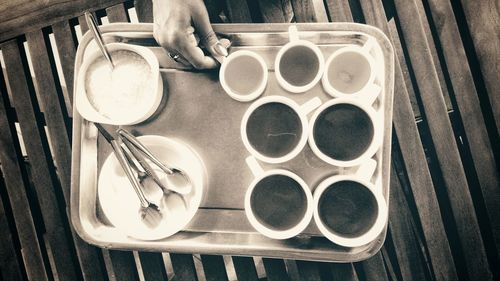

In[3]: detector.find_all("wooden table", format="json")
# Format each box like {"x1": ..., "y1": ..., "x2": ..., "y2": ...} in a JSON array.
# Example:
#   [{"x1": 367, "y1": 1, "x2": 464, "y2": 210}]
[{"x1": 0, "y1": 0, "x2": 498, "y2": 280}]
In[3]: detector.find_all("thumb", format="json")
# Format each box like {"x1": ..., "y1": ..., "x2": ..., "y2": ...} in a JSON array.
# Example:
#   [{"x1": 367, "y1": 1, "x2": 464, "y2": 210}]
[{"x1": 191, "y1": 6, "x2": 228, "y2": 57}]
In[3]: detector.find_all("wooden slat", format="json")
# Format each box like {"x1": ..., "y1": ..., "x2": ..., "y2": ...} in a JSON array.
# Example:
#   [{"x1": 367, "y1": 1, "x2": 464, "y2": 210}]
[
  {"x1": 0, "y1": 42, "x2": 49, "y2": 281},
  {"x1": 413, "y1": 0, "x2": 453, "y2": 112},
  {"x1": 106, "y1": 3, "x2": 129, "y2": 23},
  {"x1": 380, "y1": 247, "x2": 400, "y2": 281},
  {"x1": 26, "y1": 29, "x2": 109, "y2": 281},
  {"x1": 0, "y1": 0, "x2": 125, "y2": 42},
  {"x1": 387, "y1": 159, "x2": 429, "y2": 281},
  {"x1": 138, "y1": 252, "x2": 168, "y2": 281},
  {"x1": 231, "y1": 256, "x2": 259, "y2": 281},
  {"x1": 358, "y1": 252, "x2": 389, "y2": 281},
  {"x1": 78, "y1": 15, "x2": 89, "y2": 34},
  {"x1": 459, "y1": 0, "x2": 500, "y2": 134},
  {"x1": 108, "y1": 250, "x2": 140, "y2": 281},
  {"x1": 392, "y1": 1, "x2": 493, "y2": 280},
  {"x1": 200, "y1": 255, "x2": 229, "y2": 281},
  {"x1": 0, "y1": 176, "x2": 24, "y2": 281},
  {"x1": 290, "y1": 0, "x2": 328, "y2": 22},
  {"x1": 225, "y1": 0, "x2": 253, "y2": 23},
  {"x1": 170, "y1": 253, "x2": 199, "y2": 281},
  {"x1": 382, "y1": 17, "x2": 459, "y2": 281},
  {"x1": 51, "y1": 20, "x2": 76, "y2": 116},
  {"x1": 426, "y1": 0, "x2": 500, "y2": 256},
  {"x1": 2, "y1": 38, "x2": 80, "y2": 281},
  {"x1": 324, "y1": 0, "x2": 353, "y2": 22},
  {"x1": 134, "y1": 0, "x2": 153, "y2": 23},
  {"x1": 295, "y1": 261, "x2": 322, "y2": 281},
  {"x1": 330, "y1": 263, "x2": 359, "y2": 281},
  {"x1": 257, "y1": 0, "x2": 294, "y2": 23},
  {"x1": 356, "y1": 1, "x2": 458, "y2": 279},
  {"x1": 262, "y1": 258, "x2": 290, "y2": 281}
]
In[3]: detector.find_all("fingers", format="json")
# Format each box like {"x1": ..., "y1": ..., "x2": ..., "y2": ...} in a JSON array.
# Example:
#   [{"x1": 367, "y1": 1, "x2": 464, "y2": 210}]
[{"x1": 191, "y1": 4, "x2": 228, "y2": 58}]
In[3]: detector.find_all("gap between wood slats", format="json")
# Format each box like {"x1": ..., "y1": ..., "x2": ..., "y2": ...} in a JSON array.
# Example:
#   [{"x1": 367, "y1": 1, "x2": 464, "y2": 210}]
[
  {"x1": 0, "y1": 41, "x2": 50, "y2": 280},
  {"x1": 0, "y1": 171, "x2": 25, "y2": 281},
  {"x1": 392, "y1": 0, "x2": 492, "y2": 280}
]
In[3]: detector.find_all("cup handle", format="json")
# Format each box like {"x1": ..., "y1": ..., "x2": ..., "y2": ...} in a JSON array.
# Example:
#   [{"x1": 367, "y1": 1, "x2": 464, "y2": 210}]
[
  {"x1": 362, "y1": 37, "x2": 376, "y2": 53},
  {"x1": 246, "y1": 156, "x2": 264, "y2": 177},
  {"x1": 354, "y1": 158, "x2": 377, "y2": 182},
  {"x1": 288, "y1": 25, "x2": 299, "y2": 42},
  {"x1": 299, "y1": 97, "x2": 322, "y2": 115},
  {"x1": 357, "y1": 84, "x2": 381, "y2": 106}
]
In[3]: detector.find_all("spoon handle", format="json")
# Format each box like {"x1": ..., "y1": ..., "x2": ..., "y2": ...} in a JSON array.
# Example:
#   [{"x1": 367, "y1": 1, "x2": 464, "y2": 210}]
[{"x1": 85, "y1": 12, "x2": 115, "y2": 69}]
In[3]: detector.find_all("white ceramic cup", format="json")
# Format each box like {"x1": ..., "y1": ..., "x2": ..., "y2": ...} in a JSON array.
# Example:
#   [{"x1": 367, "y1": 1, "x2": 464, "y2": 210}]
[
  {"x1": 308, "y1": 96, "x2": 382, "y2": 167},
  {"x1": 241, "y1": 95, "x2": 322, "y2": 164},
  {"x1": 244, "y1": 156, "x2": 313, "y2": 239},
  {"x1": 322, "y1": 37, "x2": 379, "y2": 99},
  {"x1": 220, "y1": 50, "x2": 268, "y2": 102},
  {"x1": 76, "y1": 43, "x2": 163, "y2": 125},
  {"x1": 313, "y1": 159, "x2": 388, "y2": 247},
  {"x1": 275, "y1": 25, "x2": 325, "y2": 93}
]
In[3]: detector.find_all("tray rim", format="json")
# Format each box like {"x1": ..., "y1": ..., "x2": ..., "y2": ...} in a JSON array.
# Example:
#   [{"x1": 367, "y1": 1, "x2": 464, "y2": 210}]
[{"x1": 70, "y1": 22, "x2": 395, "y2": 262}]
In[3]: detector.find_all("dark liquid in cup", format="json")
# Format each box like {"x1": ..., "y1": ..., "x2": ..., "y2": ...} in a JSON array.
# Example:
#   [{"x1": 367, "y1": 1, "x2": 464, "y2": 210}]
[
  {"x1": 250, "y1": 175, "x2": 307, "y2": 231},
  {"x1": 224, "y1": 55, "x2": 264, "y2": 95},
  {"x1": 313, "y1": 103, "x2": 374, "y2": 161},
  {"x1": 246, "y1": 102, "x2": 302, "y2": 158},
  {"x1": 328, "y1": 52, "x2": 371, "y2": 94},
  {"x1": 318, "y1": 180, "x2": 378, "y2": 238},
  {"x1": 279, "y1": 45, "x2": 319, "y2": 87}
]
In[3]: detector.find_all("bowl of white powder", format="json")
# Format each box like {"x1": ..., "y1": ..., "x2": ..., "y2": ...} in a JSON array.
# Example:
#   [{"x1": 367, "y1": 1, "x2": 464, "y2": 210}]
[{"x1": 76, "y1": 43, "x2": 162, "y2": 125}]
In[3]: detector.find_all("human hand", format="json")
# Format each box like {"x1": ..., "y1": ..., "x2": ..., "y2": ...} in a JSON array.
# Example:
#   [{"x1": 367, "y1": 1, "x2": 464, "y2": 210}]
[{"x1": 153, "y1": 0, "x2": 230, "y2": 69}]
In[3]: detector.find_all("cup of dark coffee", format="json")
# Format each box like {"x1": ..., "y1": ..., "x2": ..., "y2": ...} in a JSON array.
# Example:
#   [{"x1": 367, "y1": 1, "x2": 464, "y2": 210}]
[
  {"x1": 275, "y1": 25, "x2": 325, "y2": 93},
  {"x1": 220, "y1": 50, "x2": 268, "y2": 102},
  {"x1": 322, "y1": 37, "x2": 379, "y2": 101},
  {"x1": 313, "y1": 159, "x2": 387, "y2": 247},
  {"x1": 245, "y1": 156, "x2": 313, "y2": 239},
  {"x1": 308, "y1": 97, "x2": 381, "y2": 167},
  {"x1": 241, "y1": 95, "x2": 321, "y2": 163}
]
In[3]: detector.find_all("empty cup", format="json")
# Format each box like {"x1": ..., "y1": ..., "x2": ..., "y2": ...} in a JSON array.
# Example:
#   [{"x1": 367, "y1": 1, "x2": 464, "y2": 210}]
[
  {"x1": 220, "y1": 50, "x2": 268, "y2": 102},
  {"x1": 275, "y1": 25, "x2": 325, "y2": 93},
  {"x1": 322, "y1": 37, "x2": 379, "y2": 99},
  {"x1": 313, "y1": 159, "x2": 388, "y2": 247},
  {"x1": 241, "y1": 96, "x2": 321, "y2": 163},
  {"x1": 245, "y1": 156, "x2": 313, "y2": 239},
  {"x1": 308, "y1": 97, "x2": 382, "y2": 167}
]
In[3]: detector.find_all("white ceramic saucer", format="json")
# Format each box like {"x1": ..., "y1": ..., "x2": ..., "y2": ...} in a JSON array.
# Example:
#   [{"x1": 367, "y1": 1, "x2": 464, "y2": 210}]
[{"x1": 97, "y1": 135, "x2": 205, "y2": 240}]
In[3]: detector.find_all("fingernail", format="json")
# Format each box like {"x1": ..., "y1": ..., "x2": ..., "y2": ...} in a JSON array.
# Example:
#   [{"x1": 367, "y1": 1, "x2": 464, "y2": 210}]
[{"x1": 214, "y1": 43, "x2": 228, "y2": 57}]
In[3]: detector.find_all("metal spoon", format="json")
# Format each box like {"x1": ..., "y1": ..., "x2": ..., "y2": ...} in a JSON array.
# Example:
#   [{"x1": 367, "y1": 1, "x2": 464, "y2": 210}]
[
  {"x1": 85, "y1": 12, "x2": 115, "y2": 70},
  {"x1": 117, "y1": 129, "x2": 193, "y2": 195}
]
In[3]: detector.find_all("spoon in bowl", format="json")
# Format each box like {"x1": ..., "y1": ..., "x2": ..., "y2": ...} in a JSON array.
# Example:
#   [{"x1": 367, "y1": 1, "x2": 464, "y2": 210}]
[{"x1": 85, "y1": 11, "x2": 115, "y2": 70}]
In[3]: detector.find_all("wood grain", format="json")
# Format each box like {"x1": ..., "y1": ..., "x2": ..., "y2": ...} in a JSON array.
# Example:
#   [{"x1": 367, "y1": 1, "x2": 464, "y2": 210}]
[
  {"x1": 106, "y1": 3, "x2": 129, "y2": 23},
  {"x1": 324, "y1": 0, "x2": 353, "y2": 22},
  {"x1": 170, "y1": 253, "x2": 199, "y2": 281},
  {"x1": 231, "y1": 256, "x2": 259, "y2": 281},
  {"x1": 225, "y1": 0, "x2": 253, "y2": 23},
  {"x1": 51, "y1": 20, "x2": 76, "y2": 116},
  {"x1": 257, "y1": 0, "x2": 294, "y2": 23},
  {"x1": 108, "y1": 250, "x2": 140, "y2": 281},
  {"x1": 459, "y1": 0, "x2": 500, "y2": 134},
  {"x1": 3, "y1": 37, "x2": 81, "y2": 281},
  {"x1": 290, "y1": 0, "x2": 328, "y2": 22},
  {"x1": 392, "y1": 0, "x2": 492, "y2": 280},
  {"x1": 0, "y1": 40, "x2": 49, "y2": 281},
  {"x1": 0, "y1": 0, "x2": 125, "y2": 42},
  {"x1": 26, "y1": 29, "x2": 111, "y2": 281},
  {"x1": 358, "y1": 252, "x2": 389, "y2": 281},
  {"x1": 134, "y1": 0, "x2": 153, "y2": 23},
  {"x1": 426, "y1": 0, "x2": 500, "y2": 257},
  {"x1": 0, "y1": 177, "x2": 24, "y2": 281}
]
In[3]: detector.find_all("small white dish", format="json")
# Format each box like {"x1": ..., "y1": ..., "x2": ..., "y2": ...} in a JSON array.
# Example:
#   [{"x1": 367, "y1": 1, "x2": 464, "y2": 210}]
[
  {"x1": 76, "y1": 43, "x2": 163, "y2": 125},
  {"x1": 97, "y1": 135, "x2": 206, "y2": 240}
]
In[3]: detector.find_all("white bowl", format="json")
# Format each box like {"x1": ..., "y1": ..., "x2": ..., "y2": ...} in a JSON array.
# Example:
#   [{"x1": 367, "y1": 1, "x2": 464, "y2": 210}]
[
  {"x1": 76, "y1": 43, "x2": 162, "y2": 125},
  {"x1": 97, "y1": 135, "x2": 206, "y2": 240}
]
